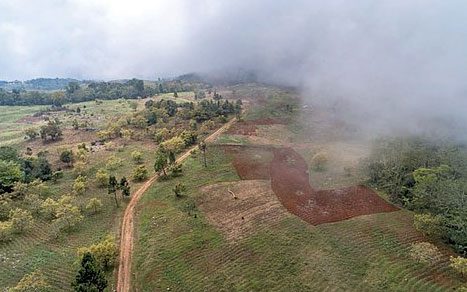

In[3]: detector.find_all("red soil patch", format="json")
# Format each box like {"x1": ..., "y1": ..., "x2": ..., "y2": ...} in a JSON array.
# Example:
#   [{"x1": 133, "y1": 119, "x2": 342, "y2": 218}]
[
  {"x1": 223, "y1": 145, "x2": 272, "y2": 180},
  {"x1": 269, "y1": 147, "x2": 399, "y2": 225},
  {"x1": 227, "y1": 118, "x2": 287, "y2": 136}
]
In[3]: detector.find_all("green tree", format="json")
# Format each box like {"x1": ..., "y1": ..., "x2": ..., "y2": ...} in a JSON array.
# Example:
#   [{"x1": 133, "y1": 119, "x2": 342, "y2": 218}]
[
  {"x1": 95, "y1": 169, "x2": 109, "y2": 188},
  {"x1": 198, "y1": 142, "x2": 207, "y2": 168},
  {"x1": 173, "y1": 183, "x2": 186, "y2": 197},
  {"x1": 108, "y1": 175, "x2": 118, "y2": 207},
  {"x1": 132, "y1": 165, "x2": 148, "y2": 182},
  {"x1": 154, "y1": 148, "x2": 168, "y2": 176},
  {"x1": 73, "y1": 175, "x2": 87, "y2": 196},
  {"x1": 131, "y1": 150, "x2": 144, "y2": 164},
  {"x1": 77, "y1": 235, "x2": 117, "y2": 271},
  {"x1": 0, "y1": 160, "x2": 22, "y2": 193},
  {"x1": 450, "y1": 256, "x2": 467, "y2": 277},
  {"x1": 86, "y1": 198, "x2": 103, "y2": 214},
  {"x1": 0, "y1": 221, "x2": 13, "y2": 242},
  {"x1": 72, "y1": 252, "x2": 107, "y2": 292},
  {"x1": 60, "y1": 149, "x2": 74, "y2": 167},
  {"x1": 39, "y1": 120, "x2": 62, "y2": 141},
  {"x1": 120, "y1": 177, "x2": 130, "y2": 197}
]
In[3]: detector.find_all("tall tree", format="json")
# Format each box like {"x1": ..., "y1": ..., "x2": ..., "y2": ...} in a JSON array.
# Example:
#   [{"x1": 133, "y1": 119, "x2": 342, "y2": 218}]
[
  {"x1": 72, "y1": 252, "x2": 107, "y2": 292},
  {"x1": 108, "y1": 176, "x2": 118, "y2": 207}
]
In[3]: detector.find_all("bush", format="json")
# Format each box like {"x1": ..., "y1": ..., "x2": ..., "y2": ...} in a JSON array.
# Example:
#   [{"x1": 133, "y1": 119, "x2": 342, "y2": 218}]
[
  {"x1": 8, "y1": 270, "x2": 50, "y2": 292},
  {"x1": 131, "y1": 150, "x2": 144, "y2": 164},
  {"x1": 106, "y1": 155, "x2": 123, "y2": 170},
  {"x1": 77, "y1": 235, "x2": 118, "y2": 271},
  {"x1": 132, "y1": 165, "x2": 149, "y2": 182},
  {"x1": 409, "y1": 242, "x2": 442, "y2": 263},
  {"x1": 413, "y1": 213, "x2": 443, "y2": 238},
  {"x1": 450, "y1": 256, "x2": 467, "y2": 277},
  {"x1": 0, "y1": 221, "x2": 13, "y2": 242},
  {"x1": 86, "y1": 198, "x2": 103, "y2": 214},
  {"x1": 9, "y1": 208, "x2": 34, "y2": 233},
  {"x1": 161, "y1": 136, "x2": 185, "y2": 153},
  {"x1": 311, "y1": 151, "x2": 329, "y2": 171},
  {"x1": 95, "y1": 169, "x2": 109, "y2": 187},
  {"x1": 73, "y1": 175, "x2": 87, "y2": 195}
]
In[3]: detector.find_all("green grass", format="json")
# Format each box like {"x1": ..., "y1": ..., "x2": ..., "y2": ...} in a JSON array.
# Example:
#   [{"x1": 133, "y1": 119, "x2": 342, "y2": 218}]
[
  {"x1": 132, "y1": 146, "x2": 462, "y2": 291},
  {"x1": 0, "y1": 105, "x2": 46, "y2": 146}
]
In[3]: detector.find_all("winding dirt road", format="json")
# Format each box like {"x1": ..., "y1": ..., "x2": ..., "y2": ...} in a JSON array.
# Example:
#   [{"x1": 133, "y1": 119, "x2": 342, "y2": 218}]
[{"x1": 116, "y1": 117, "x2": 237, "y2": 292}]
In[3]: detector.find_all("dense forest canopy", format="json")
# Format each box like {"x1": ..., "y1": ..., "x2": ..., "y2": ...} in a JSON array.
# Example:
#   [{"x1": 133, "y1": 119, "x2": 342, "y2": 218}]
[
  {"x1": 363, "y1": 137, "x2": 467, "y2": 254},
  {"x1": 0, "y1": 76, "x2": 212, "y2": 106}
]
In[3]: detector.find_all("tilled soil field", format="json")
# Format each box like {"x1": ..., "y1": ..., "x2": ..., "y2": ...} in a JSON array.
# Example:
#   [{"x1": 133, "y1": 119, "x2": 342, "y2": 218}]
[{"x1": 225, "y1": 145, "x2": 398, "y2": 225}]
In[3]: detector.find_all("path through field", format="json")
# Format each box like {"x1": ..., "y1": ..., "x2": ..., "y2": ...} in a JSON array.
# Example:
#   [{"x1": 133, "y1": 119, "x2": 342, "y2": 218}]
[{"x1": 116, "y1": 117, "x2": 237, "y2": 292}]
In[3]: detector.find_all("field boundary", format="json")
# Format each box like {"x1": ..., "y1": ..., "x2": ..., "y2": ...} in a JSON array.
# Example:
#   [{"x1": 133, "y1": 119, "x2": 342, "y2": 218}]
[{"x1": 116, "y1": 117, "x2": 237, "y2": 292}]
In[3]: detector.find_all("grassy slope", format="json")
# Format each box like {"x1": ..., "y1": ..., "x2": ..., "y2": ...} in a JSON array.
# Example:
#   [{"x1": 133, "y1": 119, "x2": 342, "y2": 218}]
[
  {"x1": 132, "y1": 87, "x2": 462, "y2": 291},
  {"x1": 132, "y1": 145, "x2": 461, "y2": 291},
  {"x1": 0, "y1": 99, "x2": 154, "y2": 290}
]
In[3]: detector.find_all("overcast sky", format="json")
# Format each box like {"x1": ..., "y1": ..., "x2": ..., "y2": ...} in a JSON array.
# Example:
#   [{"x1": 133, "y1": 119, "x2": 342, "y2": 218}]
[{"x1": 1, "y1": 0, "x2": 467, "y2": 136}]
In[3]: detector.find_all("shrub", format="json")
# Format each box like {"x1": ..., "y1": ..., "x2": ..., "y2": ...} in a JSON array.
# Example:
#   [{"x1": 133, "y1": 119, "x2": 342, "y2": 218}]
[
  {"x1": 0, "y1": 221, "x2": 13, "y2": 242},
  {"x1": 409, "y1": 242, "x2": 442, "y2": 263},
  {"x1": 95, "y1": 169, "x2": 109, "y2": 187},
  {"x1": 77, "y1": 235, "x2": 118, "y2": 271},
  {"x1": 86, "y1": 198, "x2": 103, "y2": 214},
  {"x1": 161, "y1": 136, "x2": 185, "y2": 153},
  {"x1": 53, "y1": 203, "x2": 83, "y2": 231},
  {"x1": 311, "y1": 151, "x2": 329, "y2": 171},
  {"x1": 414, "y1": 213, "x2": 443, "y2": 238},
  {"x1": 73, "y1": 175, "x2": 87, "y2": 195},
  {"x1": 132, "y1": 165, "x2": 148, "y2": 182},
  {"x1": 8, "y1": 270, "x2": 50, "y2": 292},
  {"x1": 106, "y1": 156, "x2": 123, "y2": 170},
  {"x1": 131, "y1": 150, "x2": 144, "y2": 164},
  {"x1": 9, "y1": 208, "x2": 34, "y2": 233},
  {"x1": 450, "y1": 256, "x2": 467, "y2": 277}
]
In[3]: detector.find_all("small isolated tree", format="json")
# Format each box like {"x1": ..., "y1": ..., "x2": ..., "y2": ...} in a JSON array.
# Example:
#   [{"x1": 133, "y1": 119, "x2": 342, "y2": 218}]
[
  {"x1": 108, "y1": 175, "x2": 118, "y2": 207},
  {"x1": 409, "y1": 242, "x2": 442, "y2": 263},
  {"x1": 0, "y1": 221, "x2": 13, "y2": 242},
  {"x1": 24, "y1": 193, "x2": 42, "y2": 216},
  {"x1": 154, "y1": 148, "x2": 168, "y2": 176},
  {"x1": 311, "y1": 151, "x2": 328, "y2": 171},
  {"x1": 73, "y1": 175, "x2": 87, "y2": 196},
  {"x1": 8, "y1": 270, "x2": 50, "y2": 292},
  {"x1": 60, "y1": 149, "x2": 74, "y2": 167},
  {"x1": 120, "y1": 177, "x2": 130, "y2": 197},
  {"x1": 72, "y1": 119, "x2": 79, "y2": 130},
  {"x1": 129, "y1": 101, "x2": 138, "y2": 111},
  {"x1": 95, "y1": 169, "x2": 109, "y2": 188},
  {"x1": 173, "y1": 183, "x2": 186, "y2": 197},
  {"x1": 77, "y1": 235, "x2": 118, "y2": 271},
  {"x1": 131, "y1": 150, "x2": 144, "y2": 164},
  {"x1": 72, "y1": 252, "x2": 107, "y2": 292},
  {"x1": 54, "y1": 203, "x2": 83, "y2": 232},
  {"x1": 86, "y1": 198, "x2": 103, "y2": 215},
  {"x1": 9, "y1": 208, "x2": 34, "y2": 233},
  {"x1": 132, "y1": 165, "x2": 148, "y2": 182},
  {"x1": 450, "y1": 256, "x2": 467, "y2": 278},
  {"x1": 198, "y1": 142, "x2": 207, "y2": 167}
]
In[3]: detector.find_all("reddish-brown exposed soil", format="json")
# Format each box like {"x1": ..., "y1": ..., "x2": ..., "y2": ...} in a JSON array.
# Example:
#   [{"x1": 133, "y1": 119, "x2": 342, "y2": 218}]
[
  {"x1": 224, "y1": 145, "x2": 273, "y2": 180},
  {"x1": 269, "y1": 147, "x2": 399, "y2": 225},
  {"x1": 227, "y1": 145, "x2": 399, "y2": 225},
  {"x1": 227, "y1": 118, "x2": 287, "y2": 136}
]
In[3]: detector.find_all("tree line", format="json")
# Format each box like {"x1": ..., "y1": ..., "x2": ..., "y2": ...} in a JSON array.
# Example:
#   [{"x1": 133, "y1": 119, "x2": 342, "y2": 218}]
[
  {"x1": 0, "y1": 78, "x2": 211, "y2": 106},
  {"x1": 363, "y1": 136, "x2": 467, "y2": 255}
]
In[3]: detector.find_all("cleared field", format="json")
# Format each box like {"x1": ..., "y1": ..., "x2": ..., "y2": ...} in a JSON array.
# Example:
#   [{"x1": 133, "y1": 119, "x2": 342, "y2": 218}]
[{"x1": 132, "y1": 144, "x2": 462, "y2": 291}]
